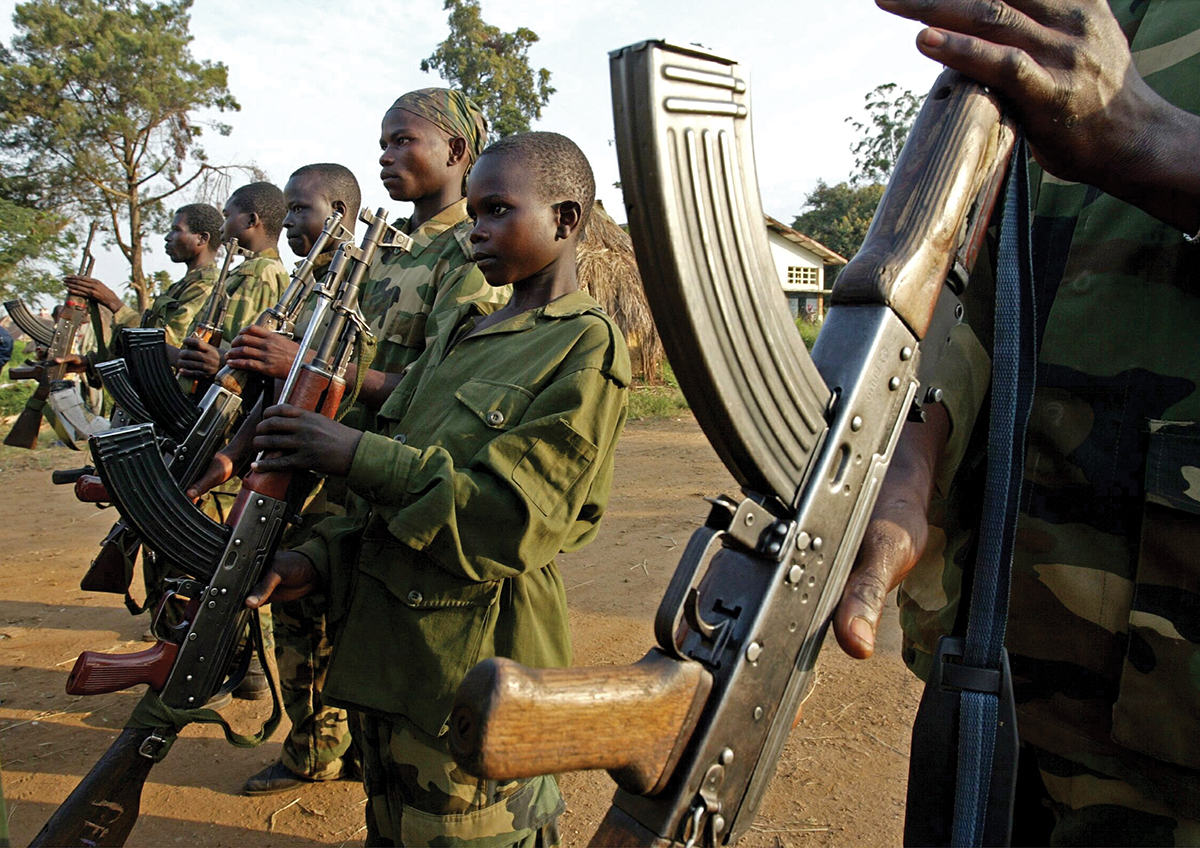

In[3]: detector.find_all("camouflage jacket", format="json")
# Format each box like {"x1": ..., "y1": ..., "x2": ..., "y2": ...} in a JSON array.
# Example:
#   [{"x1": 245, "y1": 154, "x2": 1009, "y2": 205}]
[
  {"x1": 190, "y1": 248, "x2": 289, "y2": 348},
  {"x1": 899, "y1": 0, "x2": 1200, "y2": 814},
  {"x1": 294, "y1": 291, "x2": 630, "y2": 737},
  {"x1": 111, "y1": 261, "x2": 220, "y2": 348}
]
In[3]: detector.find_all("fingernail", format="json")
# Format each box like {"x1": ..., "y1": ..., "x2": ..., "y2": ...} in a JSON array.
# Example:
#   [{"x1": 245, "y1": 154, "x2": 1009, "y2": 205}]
[
  {"x1": 920, "y1": 28, "x2": 946, "y2": 48},
  {"x1": 851, "y1": 616, "x2": 875, "y2": 649}
]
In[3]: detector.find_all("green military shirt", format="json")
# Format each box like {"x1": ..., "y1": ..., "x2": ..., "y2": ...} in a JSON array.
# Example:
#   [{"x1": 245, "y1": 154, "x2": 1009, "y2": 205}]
[
  {"x1": 111, "y1": 261, "x2": 220, "y2": 347},
  {"x1": 358, "y1": 199, "x2": 508, "y2": 378},
  {"x1": 898, "y1": 0, "x2": 1200, "y2": 813},
  {"x1": 190, "y1": 247, "x2": 289, "y2": 348},
  {"x1": 294, "y1": 290, "x2": 631, "y2": 737}
]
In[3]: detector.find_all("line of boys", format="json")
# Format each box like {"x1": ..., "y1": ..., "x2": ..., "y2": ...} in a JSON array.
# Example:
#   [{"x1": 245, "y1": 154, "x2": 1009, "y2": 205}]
[{"x1": 61, "y1": 87, "x2": 629, "y2": 847}]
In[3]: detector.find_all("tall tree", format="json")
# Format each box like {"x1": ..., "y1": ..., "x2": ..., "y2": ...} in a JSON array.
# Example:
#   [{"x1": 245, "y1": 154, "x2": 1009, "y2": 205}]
[
  {"x1": 0, "y1": 0, "x2": 246, "y2": 311},
  {"x1": 421, "y1": 0, "x2": 554, "y2": 139},
  {"x1": 845, "y1": 83, "x2": 923, "y2": 185},
  {"x1": 792, "y1": 180, "x2": 885, "y2": 284},
  {"x1": 0, "y1": 175, "x2": 74, "y2": 303}
]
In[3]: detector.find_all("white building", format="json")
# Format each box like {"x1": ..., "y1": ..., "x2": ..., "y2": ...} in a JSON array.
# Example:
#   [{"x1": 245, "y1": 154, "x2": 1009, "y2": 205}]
[{"x1": 764, "y1": 216, "x2": 847, "y2": 321}]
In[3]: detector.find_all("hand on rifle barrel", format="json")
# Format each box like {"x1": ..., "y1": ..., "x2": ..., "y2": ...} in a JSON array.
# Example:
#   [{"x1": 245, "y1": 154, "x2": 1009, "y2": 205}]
[
  {"x1": 63, "y1": 274, "x2": 123, "y2": 315},
  {"x1": 177, "y1": 336, "x2": 223, "y2": 380},
  {"x1": 246, "y1": 550, "x2": 318, "y2": 608},
  {"x1": 877, "y1": 0, "x2": 1200, "y2": 234},
  {"x1": 833, "y1": 403, "x2": 948, "y2": 659},
  {"x1": 185, "y1": 450, "x2": 236, "y2": 501},
  {"x1": 50, "y1": 353, "x2": 88, "y2": 374},
  {"x1": 226, "y1": 325, "x2": 307, "y2": 381},
  {"x1": 251, "y1": 403, "x2": 362, "y2": 478}
]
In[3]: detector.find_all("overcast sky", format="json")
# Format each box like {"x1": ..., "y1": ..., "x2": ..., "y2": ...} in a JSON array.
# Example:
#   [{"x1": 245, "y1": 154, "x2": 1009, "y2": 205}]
[{"x1": 1, "y1": 0, "x2": 942, "y2": 292}]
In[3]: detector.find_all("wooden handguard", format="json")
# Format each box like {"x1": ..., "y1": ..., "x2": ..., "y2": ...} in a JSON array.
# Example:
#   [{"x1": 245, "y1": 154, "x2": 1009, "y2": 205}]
[
  {"x1": 450, "y1": 650, "x2": 712, "y2": 796},
  {"x1": 74, "y1": 474, "x2": 110, "y2": 503},
  {"x1": 66, "y1": 641, "x2": 179, "y2": 695},
  {"x1": 831, "y1": 69, "x2": 1014, "y2": 338}
]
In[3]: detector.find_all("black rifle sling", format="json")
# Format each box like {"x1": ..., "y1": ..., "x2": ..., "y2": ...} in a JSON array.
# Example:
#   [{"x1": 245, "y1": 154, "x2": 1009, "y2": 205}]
[{"x1": 905, "y1": 136, "x2": 1037, "y2": 848}]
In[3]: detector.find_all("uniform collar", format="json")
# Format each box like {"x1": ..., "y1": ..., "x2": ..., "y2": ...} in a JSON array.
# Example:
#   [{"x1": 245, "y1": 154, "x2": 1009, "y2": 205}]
[
  {"x1": 465, "y1": 290, "x2": 601, "y2": 337},
  {"x1": 295, "y1": 251, "x2": 334, "y2": 273},
  {"x1": 404, "y1": 199, "x2": 471, "y2": 259},
  {"x1": 251, "y1": 247, "x2": 281, "y2": 261}
]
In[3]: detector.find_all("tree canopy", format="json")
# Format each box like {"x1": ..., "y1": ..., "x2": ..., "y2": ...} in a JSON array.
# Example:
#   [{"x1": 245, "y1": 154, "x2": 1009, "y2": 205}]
[
  {"x1": 845, "y1": 83, "x2": 922, "y2": 185},
  {"x1": 0, "y1": 0, "x2": 245, "y2": 310},
  {"x1": 421, "y1": 0, "x2": 554, "y2": 139},
  {"x1": 0, "y1": 181, "x2": 73, "y2": 303},
  {"x1": 792, "y1": 180, "x2": 885, "y2": 285}
]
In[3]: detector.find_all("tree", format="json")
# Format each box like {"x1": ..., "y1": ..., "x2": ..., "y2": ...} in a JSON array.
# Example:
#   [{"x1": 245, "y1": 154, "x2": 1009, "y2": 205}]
[
  {"x1": 0, "y1": 176, "x2": 74, "y2": 303},
  {"x1": 421, "y1": 0, "x2": 554, "y2": 139},
  {"x1": 845, "y1": 83, "x2": 923, "y2": 185},
  {"x1": 792, "y1": 180, "x2": 885, "y2": 284},
  {"x1": 0, "y1": 0, "x2": 247, "y2": 311}
]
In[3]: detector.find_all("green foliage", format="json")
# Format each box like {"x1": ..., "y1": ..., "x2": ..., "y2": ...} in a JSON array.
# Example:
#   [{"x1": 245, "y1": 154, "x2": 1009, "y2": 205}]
[
  {"x1": 0, "y1": 186, "x2": 73, "y2": 303},
  {"x1": 0, "y1": 363, "x2": 35, "y2": 417},
  {"x1": 421, "y1": 0, "x2": 554, "y2": 138},
  {"x1": 846, "y1": 83, "x2": 923, "y2": 185},
  {"x1": 627, "y1": 360, "x2": 690, "y2": 420},
  {"x1": 0, "y1": 0, "x2": 242, "y2": 311},
  {"x1": 792, "y1": 179, "x2": 885, "y2": 281},
  {"x1": 794, "y1": 316, "x2": 820, "y2": 351}
]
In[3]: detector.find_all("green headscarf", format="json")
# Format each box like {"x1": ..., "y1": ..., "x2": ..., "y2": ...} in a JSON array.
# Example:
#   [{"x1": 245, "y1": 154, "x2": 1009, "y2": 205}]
[{"x1": 388, "y1": 88, "x2": 489, "y2": 164}]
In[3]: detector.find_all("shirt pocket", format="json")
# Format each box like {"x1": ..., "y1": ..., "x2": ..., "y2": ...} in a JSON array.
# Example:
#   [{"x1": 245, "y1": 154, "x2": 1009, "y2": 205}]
[
  {"x1": 1111, "y1": 421, "x2": 1200, "y2": 768},
  {"x1": 455, "y1": 379, "x2": 534, "y2": 431},
  {"x1": 512, "y1": 419, "x2": 598, "y2": 517}
]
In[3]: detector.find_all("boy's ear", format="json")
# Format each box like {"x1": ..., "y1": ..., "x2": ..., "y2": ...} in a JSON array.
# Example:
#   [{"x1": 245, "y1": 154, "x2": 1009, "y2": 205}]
[
  {"x1": 332, "y1": 199, "x2": 348, "y2": 218},
  {"x1": 245, "y1": 211, "x2": 261, "y2": 231},
  {"x1": 195, "y1": 230, "x2": 211, "y2": 248},
  {"x1": 447, "y1": 136, "x2": 468, "y2": 167},
  {"x1": 555, "y1": 201, "x2": 583, "y2": 240}
]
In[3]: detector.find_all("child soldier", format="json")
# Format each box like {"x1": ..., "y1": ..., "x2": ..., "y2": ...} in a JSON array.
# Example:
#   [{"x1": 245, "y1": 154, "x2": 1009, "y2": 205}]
[
  {"x1": 241, "y1": 162, "x2": 364, "y2": 795},
  {"x1": 245, "y1": 132, "x2": 629, "y2": 847},
  {"x1": 176, "y1": 181, "x2": 290, "y2": 383},
  {"x1": 62, "y1": 203, "x2": 224, "y2": 352}
]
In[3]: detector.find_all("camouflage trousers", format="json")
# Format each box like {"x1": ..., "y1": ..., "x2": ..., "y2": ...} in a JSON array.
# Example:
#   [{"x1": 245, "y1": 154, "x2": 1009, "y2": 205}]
[
  {"x1": 355, "y1": 712, "x2": 564, "y2": 848},
  {"x1": 1015, "y1": 744, "x2": 1200, "y2": 847},
  {"x1": 273, "y1": 599, "x2": 353, "y2": 780}
]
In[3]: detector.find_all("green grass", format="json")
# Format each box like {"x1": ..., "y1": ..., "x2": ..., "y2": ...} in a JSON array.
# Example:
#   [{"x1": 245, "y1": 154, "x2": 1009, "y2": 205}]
[
  {"x1": 0, "y1": 363, "x2": 35, "y2": 416},
  {"x1": 627, "y1": 360, "x2": 690, "y2": 420},
  {"x1": 795, "y1": 317, "x2": 821, "y2": 351}
]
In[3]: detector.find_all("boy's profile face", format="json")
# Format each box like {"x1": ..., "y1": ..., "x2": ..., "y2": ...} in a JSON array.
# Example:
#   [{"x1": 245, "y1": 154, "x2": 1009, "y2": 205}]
[
  {"x1": 466, "y1": 154, "x2": 564, "y2": 288},
  {"x1": 220, "y1": 196, "x2": 254, "y2": 245},
  {"x1": 164, "y1": 212, "x2": 204, "y2": 264},
  {"x1": 283, "y1": 175, "x2": 336, "y2": 258},
  {"x1": 378, "y1": 109, "x2": 457, "y2": 203}
]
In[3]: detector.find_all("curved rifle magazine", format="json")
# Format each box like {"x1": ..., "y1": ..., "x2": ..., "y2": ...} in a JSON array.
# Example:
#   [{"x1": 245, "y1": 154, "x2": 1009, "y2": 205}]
[
  {"x1": 5, "y1": 299, "x2": 55, "y2": 347},
  {"x1": 610, "y1": 42, "x2": 831, "y2": 508},
  {"x1": 90, "y1": 423, "x2": 228, "y2": 581},
  {"x1": 121, "y1": 329, "x2": 200, "y2": 441},
  {"x1": 95, "y1": 359, "x2": 154, "y2": 424}
]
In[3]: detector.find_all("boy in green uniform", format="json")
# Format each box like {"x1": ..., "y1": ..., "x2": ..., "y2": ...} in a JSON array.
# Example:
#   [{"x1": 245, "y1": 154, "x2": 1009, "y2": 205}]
[
  {"x1": 243, "y1": 132, "x2": 630, "y2": 847},
  {"x1": 176, "y1": 181, "x2": 290, "y2": 383},
  {"x1": 62, "y1": 203, "x2": 224, "y2": 352}
]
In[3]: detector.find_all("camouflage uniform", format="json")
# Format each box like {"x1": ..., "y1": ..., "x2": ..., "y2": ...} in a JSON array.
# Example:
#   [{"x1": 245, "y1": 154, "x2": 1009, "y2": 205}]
[
  {"x1": 196, "y1": 247, "x2": 289, "y2": 349},
  {"x1": 110, "y1": 260, "x2": 220, "y2": 348},
  {"x1": 292, "y1": 290, "x2": 630, "y2": 846},
  {"x1": 898, "y1": 2, "x2": 1200, "y2": 842},
  {"x1": 274, "y1": 208, "x2": 507, "y2": 782}
]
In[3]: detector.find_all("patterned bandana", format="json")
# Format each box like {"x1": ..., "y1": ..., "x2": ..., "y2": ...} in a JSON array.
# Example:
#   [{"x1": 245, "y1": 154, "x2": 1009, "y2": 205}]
[{"x1": 388, "y1": 88, "x2": 489, "y2": 164}]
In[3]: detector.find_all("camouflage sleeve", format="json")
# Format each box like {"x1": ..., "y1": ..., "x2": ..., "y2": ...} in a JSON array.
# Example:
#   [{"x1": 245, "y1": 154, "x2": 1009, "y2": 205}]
[
  {"x1": 111, "y1": 304, "x2": 141, "y2": 332},
  {"x1": 159, "y1": 282, "x2": 216, "y2": 347},
  {"x1": 931, "y1": 325, "x2": 992, "y2": 496},
  {"x1": 423, "y1": 264, "x2": 506, "y2": 350},
  {"x1": 219, "y1": 263, "x2": 288, "y2": 349}
]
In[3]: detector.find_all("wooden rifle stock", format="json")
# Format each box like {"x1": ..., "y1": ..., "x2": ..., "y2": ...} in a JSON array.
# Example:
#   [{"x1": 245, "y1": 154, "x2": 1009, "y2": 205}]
[
  {"x1": 80, "y1": 527, "x2": 137, "y2": 594},
  {"x1": 4, "y1": 377, "x2": 50, "y2": 448},
  {"x1": 451, "y1": 651, "x2": 711, "y2": 795},
  {"x1": 74, "y1": 473, "x2": 110, "y2": 503}
]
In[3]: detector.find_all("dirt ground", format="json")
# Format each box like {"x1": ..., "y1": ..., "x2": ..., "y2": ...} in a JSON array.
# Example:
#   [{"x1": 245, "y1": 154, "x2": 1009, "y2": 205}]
[{"x1": 0, "y1": 415, "x2": 922, "y2": 847}]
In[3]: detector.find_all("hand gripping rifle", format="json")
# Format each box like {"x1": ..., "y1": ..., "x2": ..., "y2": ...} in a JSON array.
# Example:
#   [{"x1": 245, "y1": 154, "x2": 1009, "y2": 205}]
[
  {"x1": 3, "y1": 221, "x2": 103, "y2": 449},
  {"x1": 447, "y1": 42, "x2": 1015, "y2": 846},
  {"x1": 77, "y1": 215, "x2": 358, "y2": 596},
  {"x1": 179, "y1": 238, "x2": 254, "y2": 397},
  {"x1": 30, "y1": 208, "x2": 406, "y2": 848}
]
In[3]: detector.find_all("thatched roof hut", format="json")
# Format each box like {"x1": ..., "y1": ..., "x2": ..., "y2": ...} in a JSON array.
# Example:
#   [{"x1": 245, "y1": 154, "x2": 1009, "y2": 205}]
[{"x1": 576, "y1": 200, "x2": 664, "y2": 382}]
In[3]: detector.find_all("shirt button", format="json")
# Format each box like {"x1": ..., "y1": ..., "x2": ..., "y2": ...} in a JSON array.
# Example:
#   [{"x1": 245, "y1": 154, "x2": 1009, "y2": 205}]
[
  {"x1": 407, "y1": 590, "x2": 423, "y2": 604},
  {"x1": 393, "y1": 433, "x2": 407, "y2": 444},
  {"x1": 486, "y1": 410, "x2": 504, "y2": 426}
]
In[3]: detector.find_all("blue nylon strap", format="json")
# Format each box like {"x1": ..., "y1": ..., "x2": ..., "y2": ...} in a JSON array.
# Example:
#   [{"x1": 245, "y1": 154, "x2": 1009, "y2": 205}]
[{"x1": 950, "y1": 135, "x2": 1037, "y2": 847}]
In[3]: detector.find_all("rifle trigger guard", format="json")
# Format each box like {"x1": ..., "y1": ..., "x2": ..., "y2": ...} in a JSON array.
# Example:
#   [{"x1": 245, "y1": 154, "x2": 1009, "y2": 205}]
[{"x1": 654, "y1": 526, "x2": 723, "y2": 659}]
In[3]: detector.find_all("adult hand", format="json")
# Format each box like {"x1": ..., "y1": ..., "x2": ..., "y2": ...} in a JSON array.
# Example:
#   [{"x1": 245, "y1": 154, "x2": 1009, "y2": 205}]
[
  {"x1": 177, "y1": 335, "x2": 223, "y2": 380},
  {"x1": 833, "y1": 403, "x2": 948, "y2": 658},
  {"x1": 245, "y1": 551, "x2": 318, "y2": 607},
  {"x1": 63, "y1": 275, "x2": 124, "y2": 314},
  {"x1": 877, "y1": 0, "x2": 1165, "y2": 187},
  {"x1": 225, "y1": 325, "x2": 304, "y2": 380},
  {"x1": 251, "y1": 403, "x2": 363, "y2": 477}
]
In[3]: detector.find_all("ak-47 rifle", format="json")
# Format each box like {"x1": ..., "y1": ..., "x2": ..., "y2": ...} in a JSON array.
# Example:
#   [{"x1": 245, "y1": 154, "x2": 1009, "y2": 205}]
[
  {"x1": 447, "y1": 42, "x2": 1015, "y2": 846},
  {"x1": 31, "y1": 208, "x2": 409, "y2": 848},
  {"x1": 180, "y1": 238, "x2": 254, "y2": 397},
  {"x1": 78, "y1": 214, "x2": 358, "y2": 595},
  {"x1": 3, "y1": 222, "x2": 102, "y2": 449}
]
